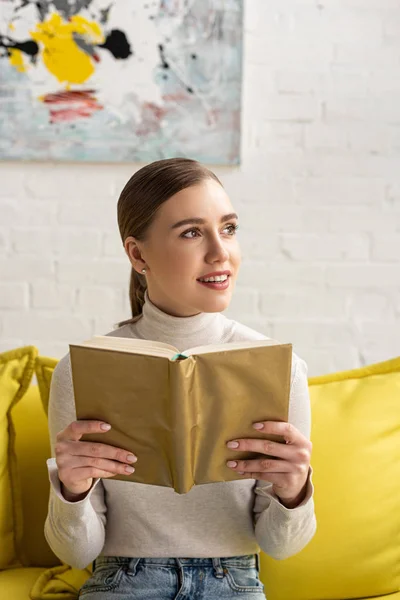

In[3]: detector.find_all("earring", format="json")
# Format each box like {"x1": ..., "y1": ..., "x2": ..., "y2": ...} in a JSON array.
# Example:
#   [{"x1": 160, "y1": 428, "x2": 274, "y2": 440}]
[{"x1": 141, "y1": 268, "x2": 146, "y2": 274}]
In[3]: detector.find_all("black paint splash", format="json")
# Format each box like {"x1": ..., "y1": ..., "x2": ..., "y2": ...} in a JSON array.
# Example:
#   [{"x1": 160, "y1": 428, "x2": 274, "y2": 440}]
[
  {"x1": 0, "y1": 34, "x2": 39, "y2": 59},
  {"x1": 98, "y1": 29, "x2": 131, "y2": 59}
]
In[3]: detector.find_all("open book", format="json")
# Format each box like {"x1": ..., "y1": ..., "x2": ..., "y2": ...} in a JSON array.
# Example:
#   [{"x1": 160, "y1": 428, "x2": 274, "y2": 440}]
[{"x1": 69, "y1": 336, "x2": 293, "y2": 494}]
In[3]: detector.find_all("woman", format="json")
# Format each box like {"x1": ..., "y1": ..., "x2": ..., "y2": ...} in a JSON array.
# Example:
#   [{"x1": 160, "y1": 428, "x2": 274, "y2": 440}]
[{"x1": 45, "y1": 158, "x2": 316, "y2": 599}]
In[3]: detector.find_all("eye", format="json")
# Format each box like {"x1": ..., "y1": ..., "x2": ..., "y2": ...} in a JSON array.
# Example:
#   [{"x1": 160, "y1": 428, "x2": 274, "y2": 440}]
[
  {"x1": 223, "y1": 223, "x2": 239, "y2": 235},
  {"x1": 181, "y1": 227, "x2": 201, "y2": 239}
]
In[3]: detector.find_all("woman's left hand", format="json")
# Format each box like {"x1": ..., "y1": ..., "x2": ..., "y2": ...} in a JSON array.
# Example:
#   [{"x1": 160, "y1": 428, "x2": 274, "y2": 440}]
[{"x1": 226, "y1": 421, "x2": 312, "y2": 509}]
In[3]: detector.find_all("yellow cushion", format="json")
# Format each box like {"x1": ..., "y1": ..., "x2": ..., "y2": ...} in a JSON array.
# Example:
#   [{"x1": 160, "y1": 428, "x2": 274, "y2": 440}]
[
  {"x1": 35, "y1": 357, "x2": 59, "y2": 415},
  {"x1": 0, "y1": 567, "x2": 47, "y2": 599},
  {"x1": 260, "y1": 356, "x2": 400, "y2": 600},
  {"x1": 30, "y1": 564, "x2": 91, "y2": 600},
  {"x1": 0, "y1": 346, "x2": 37, "y2": 569},
  {"x1": 11, "y1": 384, "x2": 60, "y2": 568}
]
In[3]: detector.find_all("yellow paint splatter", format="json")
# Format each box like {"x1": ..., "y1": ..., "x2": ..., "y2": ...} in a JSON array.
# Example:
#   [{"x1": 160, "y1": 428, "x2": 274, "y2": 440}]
[
  {"x1": 30, "y1": 12, "x2": 104, "y2": 85},
  {"x1": 9, "y1": 49, "x2": 26, "y2": 73},
  {"x1": 9, "y1": 23, "x2": 16, "y2": 31}
]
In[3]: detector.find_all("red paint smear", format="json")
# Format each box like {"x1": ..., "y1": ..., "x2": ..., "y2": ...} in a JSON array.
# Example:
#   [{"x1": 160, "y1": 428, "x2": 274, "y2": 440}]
[
  {"x1": 42, "y1": 90, "x2": 103, "y2": 123},
  {"x1": 136, "y1": 102, "x2": 167, "y2": 136}
]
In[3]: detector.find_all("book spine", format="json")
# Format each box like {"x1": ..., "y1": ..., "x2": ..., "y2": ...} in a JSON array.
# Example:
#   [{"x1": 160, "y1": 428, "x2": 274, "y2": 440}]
[{"x1": 169, "y1": 358, "x2": 196, "y2": 494}]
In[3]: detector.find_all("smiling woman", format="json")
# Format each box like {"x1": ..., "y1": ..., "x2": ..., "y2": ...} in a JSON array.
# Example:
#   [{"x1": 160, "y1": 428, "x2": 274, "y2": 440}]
[
  {"x1": 117, "y1": 159, "x2": 242, "y2": 320},
  {"x1": 44, "y1": 157, "x2": 316, "y2": 600}
]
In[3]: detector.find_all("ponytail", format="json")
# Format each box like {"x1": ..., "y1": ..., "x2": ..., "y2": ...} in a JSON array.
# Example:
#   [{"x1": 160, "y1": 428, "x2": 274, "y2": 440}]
[{"x1": 116, "y1": 268, "x2": 147, "y2": 327}]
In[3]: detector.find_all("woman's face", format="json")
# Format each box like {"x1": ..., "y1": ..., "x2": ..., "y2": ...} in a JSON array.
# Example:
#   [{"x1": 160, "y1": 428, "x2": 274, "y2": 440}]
[{"x1": 125, "y1": 179, "x2": 241, "y2": 317}]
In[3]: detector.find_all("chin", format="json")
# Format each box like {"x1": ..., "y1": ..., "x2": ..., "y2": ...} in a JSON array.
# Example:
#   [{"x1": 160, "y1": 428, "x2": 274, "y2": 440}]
[{"x1": 198, "y1": 294, "x2": 232, "y2": 313}]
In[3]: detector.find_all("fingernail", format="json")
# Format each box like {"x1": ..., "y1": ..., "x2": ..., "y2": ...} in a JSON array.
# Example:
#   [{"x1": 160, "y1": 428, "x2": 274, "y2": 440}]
[
  {"x1": 227, "y1": 461, "x2": 237, "y2": 468},
  {"x1": 125, "y1": 466, "x2": 135, "y2": 473},
  {"x1": 100, "y1": 423, "x2": 111, "y2": 431},
  {"x1": 227, "y1": 441, "x2": 239, "y2": 449},
  {"x1": 237, "y1": 471, "x2": 245, "y2": 475},
  {"x1": 126, "y1": 454, "x2": 137, "y2": 463},
  {"x1": 253, "y1": 422, "x2": 264, "y2": 430}
]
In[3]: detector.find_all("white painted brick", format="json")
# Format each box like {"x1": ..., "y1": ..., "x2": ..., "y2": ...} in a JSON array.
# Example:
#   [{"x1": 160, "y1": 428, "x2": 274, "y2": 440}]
[
  {"x1": 57, "y1": 260, "x2": 130, "y2": 285},
  {"x1": 29, "y1": 341, "x2": 70, "y2": 359},
  {"x1": 334, "y1": 42, "x2": 399, "y2": 67},
  {"x1": 347, "y1": 124, "x2": 391, "y2": 155},
  {"x1": 260, "y1": 290, "x2": 347, "y2": 319},
  {"x1": 245, "y1": 122, "x2": 304, "y2": 153},
  {"x1": 358, "y1": 320, "x2": 400, "y2": 348},
  {"x1": 281, "y1": 233, "x2": 370, "y2": 261},
  {"x1": 103, "y1": 232, "x2": 125, "y2": 258},
  {"x1": 328, "y1": 209, "x2": 398, "y2": 233},
  {"x1": 238, "y1": 261, "x2": 325, "y2": 291},
  {"x1": 258, "y1": 95, "x2": 321, "y2": 122},
  {"x1": 294, "y1": 178, "x2": 385, "y2": 206},
  {"x1": 58, "y1": 200, "x2": 116, "y2": 228},
  {"x1": 323, "y1": 97, "x2": 379, "y2": 123},
  {"x1": 239, "y1": 232, "x2": 281, "y2": 261},
  {"x1": 0, "y1": 199, "x2": 57, "y2": 227},
  {"x1": 0, "y1": 283, "x2": 28, "y2": 309},
  {"x1": 2, "y1": 314, "x2": 93, "y2": 341},
  {"x1": 24, "y1": 166, "x2": 118, "y2": 200},
  {"x1": 11, "y1": 229, "x2": 102, "y2": 258},
  {"x1": 304, "y1": 123, "x2": 348, "y2": 150},
  {"x1": 0, "y1": 258, "x2": 54, "y2": 281},
  {"x1": 223, "y1": 287, "x2": 260, "y2": 318},
  {"x1": 272, "y1": 320, "x2": 357, "y2": 347},
  {"x1": 94, "y1": 316, "x2": 129, "y2": 335},
  {"x1": 31, "y1": 282, "x2": 75, "y2": 310},
  {"x1": 326, "y1": 265, "x2": 400, "y2": 288},
  {"x1": 77, "y1": 287, "x2": 122, "y2": 314},
  {"x1": 360, "y1": 343, "x2": 400, "y2": 366},
  {"x1": 0, "y1": 165, "x2": 26, "y2": 198},
  {"x1": 304, "y1": 345, "x2": 362, "y2": 376},
  {"x1": 0, "y1": 230, "x2": 8, "y2": 254},
  {"x1": 371, "y1": 235, "x2": 400, "y2": 261},
  {"x1": 347, "y1": 292, "x2": 392, "y2": 320},
  {"x1": 247, "y1": 39, "x2": 334, "y2": 67}
]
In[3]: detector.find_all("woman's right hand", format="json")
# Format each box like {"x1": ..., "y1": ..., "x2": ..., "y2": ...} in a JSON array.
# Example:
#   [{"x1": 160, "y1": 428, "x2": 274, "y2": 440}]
[{"x1": 55, "y1": 420, "x2": 137, "y2": 500}]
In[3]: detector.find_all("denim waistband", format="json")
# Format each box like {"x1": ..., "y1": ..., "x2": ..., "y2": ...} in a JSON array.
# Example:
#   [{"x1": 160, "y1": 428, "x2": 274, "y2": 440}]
[{"x1": 94, "y1": 553, "x2": 259, "y2": 572}]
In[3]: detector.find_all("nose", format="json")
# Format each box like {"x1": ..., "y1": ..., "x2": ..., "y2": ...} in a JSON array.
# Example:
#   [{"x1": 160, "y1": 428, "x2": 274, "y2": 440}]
[{"x1": 205, "y1": 235, "x2": 229, "y2": 264}]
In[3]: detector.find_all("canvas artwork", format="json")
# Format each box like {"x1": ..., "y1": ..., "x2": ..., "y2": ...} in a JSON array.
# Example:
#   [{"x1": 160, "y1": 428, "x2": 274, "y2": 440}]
[{"x1": 0, "y1": 0, "x2": 243, "y2": 164}]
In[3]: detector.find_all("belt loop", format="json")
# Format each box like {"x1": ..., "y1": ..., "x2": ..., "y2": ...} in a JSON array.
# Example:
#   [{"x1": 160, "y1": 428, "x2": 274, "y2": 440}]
[
  {"x1": 127, "y1": 557, "x2": 141, "y2": 576},
  {"x1": 255, "y1": 553, "x2": 260, "y2": 573},
  {"x1": 212, "y1": 557, "x2": 224, "y2": 579}
]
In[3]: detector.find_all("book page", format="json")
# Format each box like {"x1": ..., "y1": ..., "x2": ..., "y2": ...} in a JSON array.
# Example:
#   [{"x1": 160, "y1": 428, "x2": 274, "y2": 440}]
[
  {"x1": 183, "y1": 338, "x2": 282, "y2": 357},
  {"x1": 71, "y1": 336, "x2": 179, "y2": 359}
]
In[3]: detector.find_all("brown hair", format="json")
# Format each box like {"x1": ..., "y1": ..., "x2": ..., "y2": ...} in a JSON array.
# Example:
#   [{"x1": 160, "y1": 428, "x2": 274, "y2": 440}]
[{"x1": 116, "y1": 157, "x2": 222, "y2": 327}]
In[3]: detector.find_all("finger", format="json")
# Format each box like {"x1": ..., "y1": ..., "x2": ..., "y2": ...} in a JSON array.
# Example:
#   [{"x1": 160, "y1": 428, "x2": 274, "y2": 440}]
[
  {"x1": 68, "y1": 462, "x2": 135, "y2": 482},
  {"x1": 252, "y1": 421, "x2": 306, "y2": 445},
  {"x1": 69, "y1": 456, "x2": 136, "y2": 475},
  {"x1": 227, "y1": 438, "x2": 295, "y2": 460},
  {"x1": 227, "y1": 458, "x2": 291, "y2": 473},
  {"x1": 57, "y1": 420, "x2": 111, "y2": 443},
  {"x1": 61, "y1": 440, "x2": 137, "y2": 463}
]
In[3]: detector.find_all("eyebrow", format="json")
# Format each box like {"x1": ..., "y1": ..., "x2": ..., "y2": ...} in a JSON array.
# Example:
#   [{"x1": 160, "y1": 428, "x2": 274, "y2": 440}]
[{"x1": 171, "y1": 213, "x2": 239, "y2": 230}]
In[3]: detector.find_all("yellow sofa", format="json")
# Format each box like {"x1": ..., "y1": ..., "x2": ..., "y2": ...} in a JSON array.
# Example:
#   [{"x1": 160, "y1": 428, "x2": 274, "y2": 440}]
[{"x1": 1, "y1": 346, "x2": 399, "y2": 600}]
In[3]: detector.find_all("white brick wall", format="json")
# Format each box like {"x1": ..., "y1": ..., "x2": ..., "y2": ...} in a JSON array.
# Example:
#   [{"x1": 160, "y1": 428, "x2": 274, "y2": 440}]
[{"x1": 1, "y1": 0, "x2": 399, "y2": 375}]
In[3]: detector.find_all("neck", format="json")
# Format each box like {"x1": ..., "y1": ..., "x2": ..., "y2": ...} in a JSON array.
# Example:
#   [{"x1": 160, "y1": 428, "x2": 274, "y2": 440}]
[{"x1": 134, "y1": 290, "x2": 226, "y2": 351}]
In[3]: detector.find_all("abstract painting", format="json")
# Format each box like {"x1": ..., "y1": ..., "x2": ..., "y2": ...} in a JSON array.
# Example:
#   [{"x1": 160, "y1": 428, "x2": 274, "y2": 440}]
[{"x1": 0, "y1": 0, "x2": 243, "y2": 164}]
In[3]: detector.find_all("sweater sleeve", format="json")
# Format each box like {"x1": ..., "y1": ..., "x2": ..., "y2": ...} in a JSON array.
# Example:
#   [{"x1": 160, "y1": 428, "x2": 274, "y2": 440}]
[
  {"x1": 252, "y1": 354, "x2": 317, "y2": 560},
  {"x1": 44, "y1": 354, "x2": 108, "y2": 569}
]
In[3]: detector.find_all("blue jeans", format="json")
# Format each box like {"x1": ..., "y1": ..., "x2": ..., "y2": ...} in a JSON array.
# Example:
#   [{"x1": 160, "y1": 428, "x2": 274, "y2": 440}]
[{"x1": 78, "y1": 554, "x2": 267, "y2": 599}]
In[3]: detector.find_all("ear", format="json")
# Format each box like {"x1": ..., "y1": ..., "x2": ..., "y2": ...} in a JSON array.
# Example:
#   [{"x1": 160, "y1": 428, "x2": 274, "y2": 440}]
[{"x1": 124, "y1": 236, "x2": 146, "y2": 274}]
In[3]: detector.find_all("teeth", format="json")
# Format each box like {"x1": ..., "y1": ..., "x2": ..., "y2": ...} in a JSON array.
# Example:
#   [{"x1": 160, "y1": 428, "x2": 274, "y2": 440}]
[{"x1": 200, "y1": 274, "x2": 228, "y2": 282}]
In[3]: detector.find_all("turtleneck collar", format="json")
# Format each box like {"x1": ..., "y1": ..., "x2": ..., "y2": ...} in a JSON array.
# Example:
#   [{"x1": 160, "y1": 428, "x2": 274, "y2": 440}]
[{"x1": 133, "y1": 290, "x2": 227, "y2": 351}]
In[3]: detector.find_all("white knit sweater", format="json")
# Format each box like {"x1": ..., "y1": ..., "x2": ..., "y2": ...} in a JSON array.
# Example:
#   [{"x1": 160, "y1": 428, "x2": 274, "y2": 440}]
[{"x1": 44, "y1": 295, "x2": 316, "y2": 569}]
